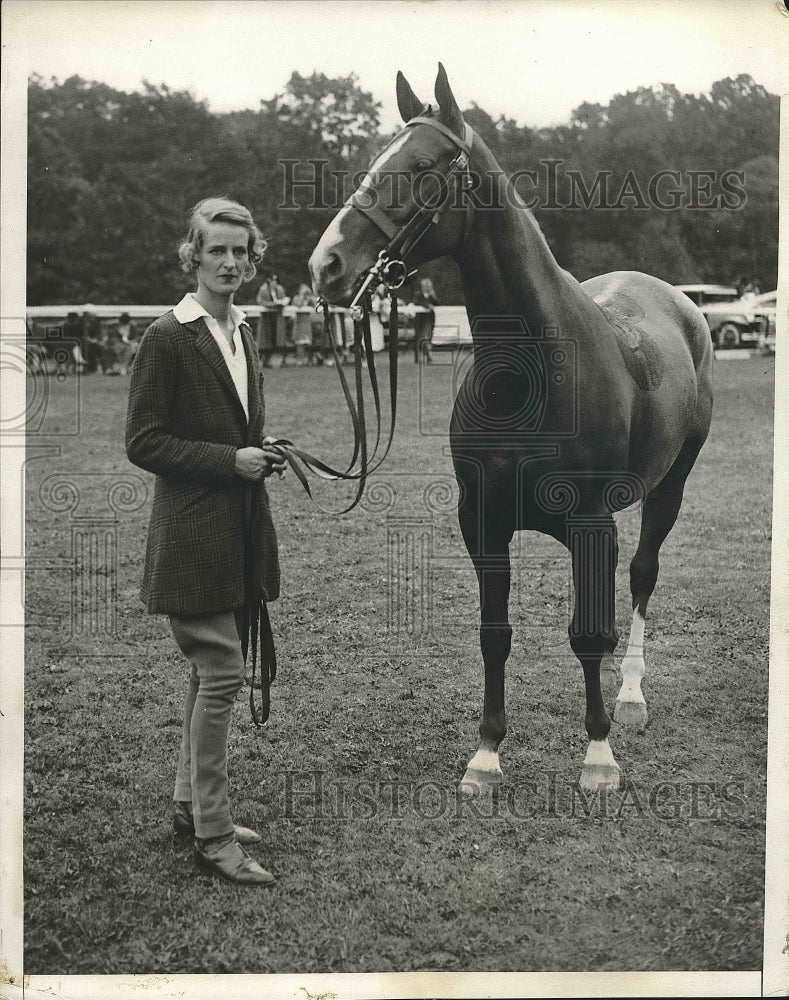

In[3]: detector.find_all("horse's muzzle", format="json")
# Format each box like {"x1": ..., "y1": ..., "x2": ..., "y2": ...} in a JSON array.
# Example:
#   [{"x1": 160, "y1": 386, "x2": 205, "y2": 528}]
[{"x1": 309, "y1": 239, "x2": 350, "y2": 303}]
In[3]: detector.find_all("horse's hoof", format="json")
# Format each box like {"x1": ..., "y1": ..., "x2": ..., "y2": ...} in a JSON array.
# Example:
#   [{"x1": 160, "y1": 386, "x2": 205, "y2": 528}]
[
  {"x1": 459, "y1": 767, "x2": 502, "y2": 798},
  {"x1": 614, "y1": 698, "x2": 648, "y2": 728},
  {"x1": 579, "y1": 762, "x2": 621, "y2": 792},
  {"x1": 579, "y1": 738, "x2": 620, "y2": 791}
]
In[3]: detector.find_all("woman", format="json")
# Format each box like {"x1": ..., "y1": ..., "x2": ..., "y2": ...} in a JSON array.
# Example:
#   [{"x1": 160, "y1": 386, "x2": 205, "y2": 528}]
[
  {"x1": 412, "y1": 277, "x2": 439, "y2": 364},
  {"x1": 291, "y1": 282, "x2": 315, "y2": 365},
  {"x1": 103, "y1": 312, "x2": 136, "y2": 375},
  {"x1": 116, "y1": 312, "x2": 137, "y2": 374},
  {"x1": 256, "y1": 272, "x2": 287, "y2": 368},
  {"x1": 126, "y1": 197, "x2": 285, "y2": 887},
  {"x1": 63, "y1": 312, "x2": 85, "y2": 373}
]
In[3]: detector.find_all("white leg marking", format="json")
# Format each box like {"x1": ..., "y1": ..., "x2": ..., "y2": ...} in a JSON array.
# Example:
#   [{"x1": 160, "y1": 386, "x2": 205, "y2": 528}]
[
  {"x1": 615, "y1": 609, "x2": 648, "y2": 726},
  {"x1": 460, "y1": 747, "x2": 503, "y2": 797},
  {"x1": 582, "y1": 738, "x2": 618, "y2": 769},
  {"x1": 580, "y1": 738, "x2": 621, "y2": 791},
  {"x1": 466, "y1": 748, "x2": 502, "y2": 777}
]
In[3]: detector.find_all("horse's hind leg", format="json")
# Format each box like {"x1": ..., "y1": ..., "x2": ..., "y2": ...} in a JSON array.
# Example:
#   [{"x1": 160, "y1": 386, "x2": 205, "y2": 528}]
[{"x1": 615, "y1": 439, "x2": 703, "y2": 726}]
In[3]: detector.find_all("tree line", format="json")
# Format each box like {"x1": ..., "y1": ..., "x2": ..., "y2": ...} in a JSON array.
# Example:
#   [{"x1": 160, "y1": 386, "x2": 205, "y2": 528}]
[{"x1": 27, "y1": 70, "x2": 778, "y2": 306}]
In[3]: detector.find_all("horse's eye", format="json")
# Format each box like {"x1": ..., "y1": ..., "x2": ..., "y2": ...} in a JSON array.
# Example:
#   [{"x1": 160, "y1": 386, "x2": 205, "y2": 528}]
[{"x1": 414, "y1": 159, "x2": 434, "y2": 171}]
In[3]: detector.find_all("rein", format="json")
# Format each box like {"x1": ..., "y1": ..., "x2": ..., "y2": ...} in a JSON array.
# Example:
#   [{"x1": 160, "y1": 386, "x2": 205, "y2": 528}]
[
  {"x1": 245, "y1": 115, "x2": 475, "y2": 726},
  {"x1": 267, "y1": 288, "x2": 401, "y2": 516},
  {"x1": 245, "y1": 293, "x2": 400, "y2": 727},
  {"x1": 267, "y1": 114, "x2": 475, "y2": 513}
]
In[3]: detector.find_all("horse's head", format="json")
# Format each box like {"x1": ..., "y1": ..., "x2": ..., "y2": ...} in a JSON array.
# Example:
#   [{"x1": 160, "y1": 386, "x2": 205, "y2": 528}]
[{"x1": 309, "y1": 64, "x2": 473, "y2": 306}]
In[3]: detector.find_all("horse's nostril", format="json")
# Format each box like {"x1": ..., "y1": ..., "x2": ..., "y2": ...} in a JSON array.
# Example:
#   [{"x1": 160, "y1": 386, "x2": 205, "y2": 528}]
[
  {"x1": 309, "y1": 248, "x2": 347, "y2": 295},
  {"x1": 325, "y1": 251, "x2": 344, "y2": 279}
]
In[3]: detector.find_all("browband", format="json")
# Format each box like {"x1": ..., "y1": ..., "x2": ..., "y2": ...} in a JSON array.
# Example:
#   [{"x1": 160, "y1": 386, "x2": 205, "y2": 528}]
[{"x1": 405, "y1": 116, "x2": 474, "y2": 158}]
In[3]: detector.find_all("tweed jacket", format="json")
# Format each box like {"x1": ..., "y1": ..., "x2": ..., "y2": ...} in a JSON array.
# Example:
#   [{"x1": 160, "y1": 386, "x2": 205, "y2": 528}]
[{"x1": 126, "y1": 306, "x2": 279, "y2": 616}]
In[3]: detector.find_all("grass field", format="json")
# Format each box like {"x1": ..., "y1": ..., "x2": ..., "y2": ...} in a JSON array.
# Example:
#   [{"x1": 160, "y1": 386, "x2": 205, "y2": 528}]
[{"x1": 23, "y1": 352, "x2": 773, "y2": 974}]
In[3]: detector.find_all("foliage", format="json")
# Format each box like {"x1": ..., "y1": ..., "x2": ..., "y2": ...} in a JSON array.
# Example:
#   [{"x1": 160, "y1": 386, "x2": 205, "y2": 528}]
[
  {"x1": 271, "y1": 70, "x2": 381, "y2": 161},
  {"x1": 27, "y1": 72, "x2": 778, "y2": 305}
]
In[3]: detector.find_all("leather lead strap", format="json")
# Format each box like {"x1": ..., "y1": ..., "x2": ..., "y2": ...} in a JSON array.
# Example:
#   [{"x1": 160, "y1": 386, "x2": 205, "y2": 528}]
[
  {"x1": 242, "y1": 484, "x2": 273, "y2": 728},
  {"x1": 268, "y1": 294, "x2": 399, "y2": 514},
  {"x1": 248, "y1": 599, "x2": 275, "y2": 728}
]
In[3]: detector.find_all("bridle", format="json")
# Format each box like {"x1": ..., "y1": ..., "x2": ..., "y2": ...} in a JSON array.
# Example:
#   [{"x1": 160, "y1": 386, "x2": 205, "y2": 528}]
[
  {"x1": 268, "y1": 113, "x2": 478, "y2": 509},
  {"x1": 346, "y1": 115, "x2": 476, "y2": 313},
  {"x1": 247, "y1": 116, "x2": 476, "y2": 726}
]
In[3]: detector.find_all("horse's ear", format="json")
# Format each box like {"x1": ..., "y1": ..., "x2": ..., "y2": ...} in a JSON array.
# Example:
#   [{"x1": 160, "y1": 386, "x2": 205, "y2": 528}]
[
  {"x1": 396, "y1": 71, "x2": 426, "y2": 123},
  {"x1": 434, "y1": 62, "x2": 464, "y2": 136}
]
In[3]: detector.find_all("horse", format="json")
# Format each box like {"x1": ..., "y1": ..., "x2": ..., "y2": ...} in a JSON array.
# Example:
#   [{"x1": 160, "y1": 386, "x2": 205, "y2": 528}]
[{"x1": 308, "y1": 64, "x2": 713, "y2": 794}]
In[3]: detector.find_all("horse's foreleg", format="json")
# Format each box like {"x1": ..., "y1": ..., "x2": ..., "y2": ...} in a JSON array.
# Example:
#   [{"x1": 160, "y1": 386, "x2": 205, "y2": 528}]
[
  {"x1": 460, "y1": 547, "x2": 512, "y2": 797},
  {"x1": 569, "y1": 514, "x2": 621, "y2": 791}
]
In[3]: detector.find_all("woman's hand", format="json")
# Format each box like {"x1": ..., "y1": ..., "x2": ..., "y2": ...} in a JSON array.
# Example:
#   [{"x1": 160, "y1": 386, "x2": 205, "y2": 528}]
[
  {"x1": 262, "y1": 436, "x2": 287, "y2": 478},
  {"x1": 235, "y1": 445, "x2": 286, "y2": 481}
]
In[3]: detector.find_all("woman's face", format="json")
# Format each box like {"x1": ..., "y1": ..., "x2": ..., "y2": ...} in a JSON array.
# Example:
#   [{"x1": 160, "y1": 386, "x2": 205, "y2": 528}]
[{"x1": 195, "y1": 221, "x2": 249, "y2": 298}]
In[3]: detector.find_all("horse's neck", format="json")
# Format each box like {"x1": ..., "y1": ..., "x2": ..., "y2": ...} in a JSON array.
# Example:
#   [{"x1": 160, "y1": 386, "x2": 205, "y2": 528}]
[{"x1": 457, "y1": 145, "x2": 581, "y2": 338}]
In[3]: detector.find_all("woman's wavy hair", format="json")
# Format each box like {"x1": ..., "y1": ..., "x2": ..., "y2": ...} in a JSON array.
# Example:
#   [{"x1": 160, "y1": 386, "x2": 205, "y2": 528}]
[{"x1": 178, "y1": 197, "x2": 268, "y2": 281}]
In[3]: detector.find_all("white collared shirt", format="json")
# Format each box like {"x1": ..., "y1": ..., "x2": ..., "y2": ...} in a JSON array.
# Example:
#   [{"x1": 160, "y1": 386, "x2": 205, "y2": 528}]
[{"x1": 173, "y1": 293, "x2": 249, "y2": 420}]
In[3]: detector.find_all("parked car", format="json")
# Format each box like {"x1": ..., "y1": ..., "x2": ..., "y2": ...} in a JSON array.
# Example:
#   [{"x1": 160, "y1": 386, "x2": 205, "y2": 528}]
[
  {"x1": 749, "y1": 290, "x2": 776, "y2": 354},
  {"x1": 674, "y1": 284, "x2": 740, "y2": 308},
  {"x1": 674, "y1": 284, "x2": 762, "y2": 348}
]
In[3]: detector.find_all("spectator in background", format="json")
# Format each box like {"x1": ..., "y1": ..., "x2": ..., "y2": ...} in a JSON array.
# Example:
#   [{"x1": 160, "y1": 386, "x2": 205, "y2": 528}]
[
  {"x1": 81, "y1": 308, "x2": 104, "y2": 373},
  {"x1": 335, "y1": 309, "x2": 353, "y2": 366},
  {"x1": 116, "y1": 312, "x2": 138, "y2": 374},
  {"x1": 256, "y1": 273, "x2": 287, "y2": 367},
  {"x1": 737, "y1": 275, "x2": 761, "y2": 299},
  {"x1": 280, "y1": 307, "x2": 297, "y2": 368},
  {"x1": 101, "y1": 322, "x2": 121, "y2": 375},
  {"x1": 380, "y1": 289, "x2": 409, "y2": 355},
  {"x1": 103, "y1": 312, "x2": 137, "y2": 375},
  {"x1": 63, "y1": 312, "x2": 86, "y2": 373},
  {"x1": 412, "y1": 277, "x2": 439, "y2": 365},
  {"x1": 310, "y1": 296, "x2": 332, "y2": 366},
  {"x1": 366, "y1": 282, "x2": 386, "y2": 355},
  {"x1": 291, "y1": 283, "x2": 315, "y2": 365}
]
